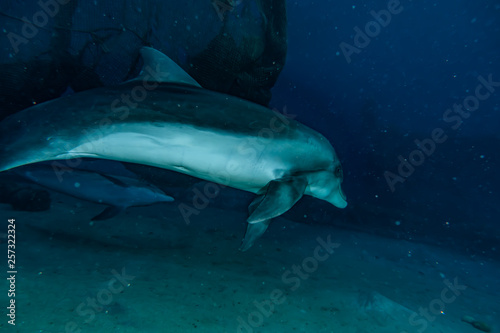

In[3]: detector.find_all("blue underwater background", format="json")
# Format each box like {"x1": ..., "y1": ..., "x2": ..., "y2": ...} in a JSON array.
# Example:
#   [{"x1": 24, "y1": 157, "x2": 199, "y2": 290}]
[
  {"x1": 272, "y1": 0, "x2": 500, "y2": 258},
  {"x1": 0, "y1": 0, "x2": 499, "y2": 332}
]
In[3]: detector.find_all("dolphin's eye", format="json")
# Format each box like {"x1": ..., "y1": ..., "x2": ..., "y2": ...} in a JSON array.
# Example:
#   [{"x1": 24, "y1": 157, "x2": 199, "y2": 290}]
[{"x1": 334, "y1": 165, "x2": 343, "y2": 179}]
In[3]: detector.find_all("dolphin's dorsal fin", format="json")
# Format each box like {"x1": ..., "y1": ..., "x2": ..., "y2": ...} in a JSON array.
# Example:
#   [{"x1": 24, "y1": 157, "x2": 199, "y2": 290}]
[{"x1": 130, "y1": 47, "x2": 201, "y2": 87}]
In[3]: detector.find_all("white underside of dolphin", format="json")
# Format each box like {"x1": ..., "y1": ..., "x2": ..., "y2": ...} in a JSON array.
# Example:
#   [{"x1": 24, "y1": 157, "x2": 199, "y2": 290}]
[{"x1": 0, "y1": 47, "x2": 347, "y2": 250}]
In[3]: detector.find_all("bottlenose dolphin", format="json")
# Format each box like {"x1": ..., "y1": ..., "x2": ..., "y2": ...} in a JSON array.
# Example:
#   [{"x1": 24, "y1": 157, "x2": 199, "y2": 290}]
[
  {"x1": 0, "y1": 47, "x2": 347, "y2": 250},
  {"x1": 13, "y1": 164, "x2": 174, "y2": 221}
]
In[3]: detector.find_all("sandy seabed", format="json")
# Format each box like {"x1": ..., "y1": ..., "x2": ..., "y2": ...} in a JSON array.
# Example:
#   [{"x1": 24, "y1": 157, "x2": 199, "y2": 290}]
[{"x1": 0, "y1": 193, "x2": 498, "y2": 333}]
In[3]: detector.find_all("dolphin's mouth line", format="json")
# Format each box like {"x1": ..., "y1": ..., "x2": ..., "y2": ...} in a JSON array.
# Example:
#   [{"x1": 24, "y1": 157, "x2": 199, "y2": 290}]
[{"x1": 340, "y1": 187, "x2": 347, "y2": 201}]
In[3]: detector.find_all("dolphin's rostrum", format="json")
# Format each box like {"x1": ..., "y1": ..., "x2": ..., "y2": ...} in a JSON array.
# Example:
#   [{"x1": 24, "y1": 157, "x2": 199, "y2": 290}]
[{"x1": 0, "y1": 47, "x2": 347, "y2": 250}]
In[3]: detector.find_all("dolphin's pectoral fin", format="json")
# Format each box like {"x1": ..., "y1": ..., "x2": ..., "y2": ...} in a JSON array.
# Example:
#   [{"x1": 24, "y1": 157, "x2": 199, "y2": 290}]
[
  {"x1": 91, "y1": 206, "x2": 125, "y2": 221},
  {"x1": 239, "y1": 177, "x2": 307, "y2": 250},
  {"x1": 239, "y1": 219, "x2": 271, "y2": 251},
  {"x1": 247, "y1": 176, "x2": 308, "y2": 223}
]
